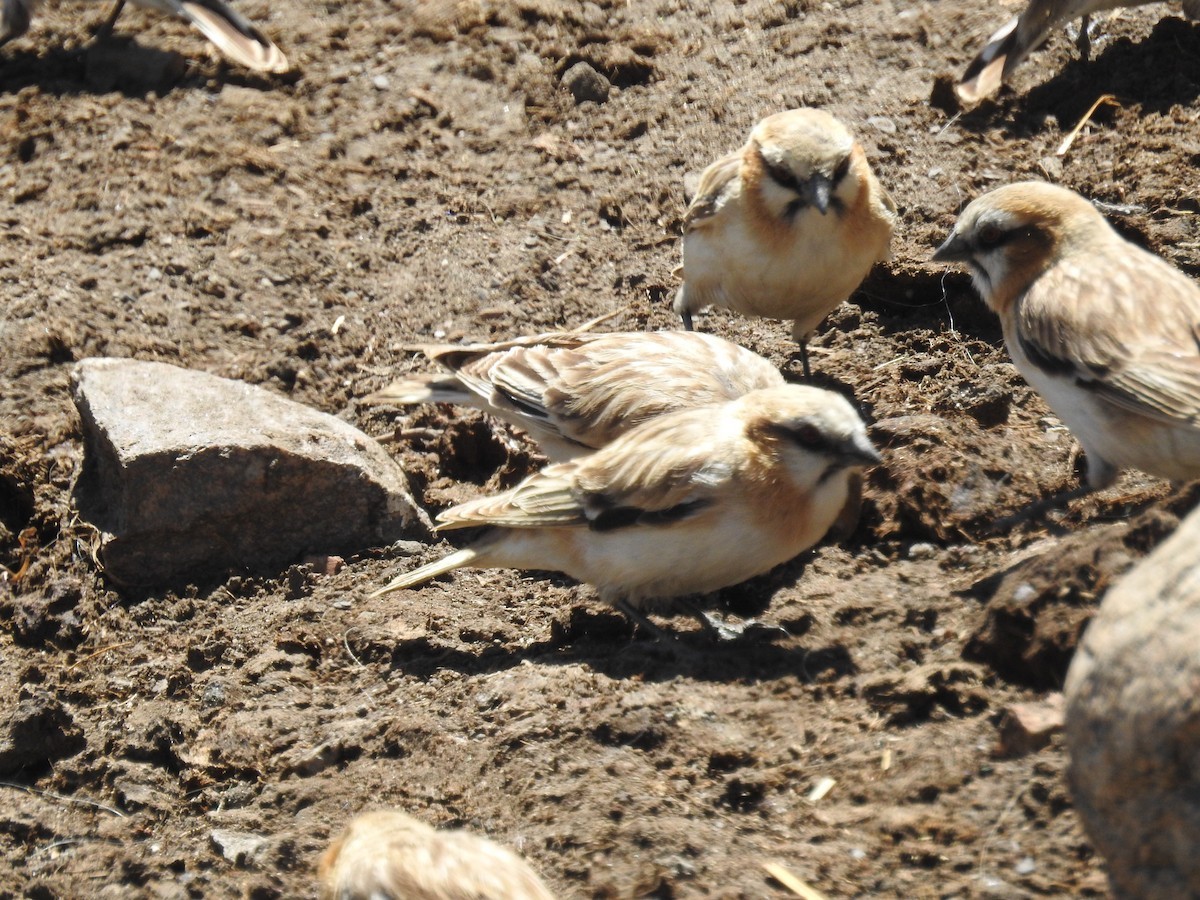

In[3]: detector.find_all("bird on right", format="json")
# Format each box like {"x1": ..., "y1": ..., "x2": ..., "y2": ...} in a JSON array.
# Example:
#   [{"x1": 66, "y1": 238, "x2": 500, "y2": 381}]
[
  {"x1": 957, "y1": 0, "x2": 1200, "y2": 103},
  {"x1": 933, "y1": 181, "x2": 1200, "y2": 507},
  {"x1": 674, "y1": 108, "x2": 897, "y2": 378}
]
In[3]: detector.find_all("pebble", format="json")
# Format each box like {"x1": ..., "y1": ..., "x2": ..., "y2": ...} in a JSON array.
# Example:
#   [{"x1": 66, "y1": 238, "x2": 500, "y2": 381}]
[
  {"x1": 561, "y1": 62, "x2": 610, "y2": 104},
  {"x1": 209, "y1": 829, "x2": 270, "y2": 867}
]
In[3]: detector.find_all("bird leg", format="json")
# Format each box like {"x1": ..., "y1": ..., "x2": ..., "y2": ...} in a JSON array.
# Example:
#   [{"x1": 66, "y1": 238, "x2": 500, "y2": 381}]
[
  {"x1": 796, "y1": 340, "x2": 812, "y2": 379},
  {"x1": 679, "y1": 309, "x2": 694, "y2": 332},
  {"x1": 789, "y1": 321, "x2": 814, "y2": 378},
  {"x1": 96, "y1": 0, "x2": 127, "y2": 40},
  {"x1": 614, "y1": 598, "x2": 671, "y2": 642},
  {"x1": 1076, "y1": 13, "x2": 1092, "y2": 62}
]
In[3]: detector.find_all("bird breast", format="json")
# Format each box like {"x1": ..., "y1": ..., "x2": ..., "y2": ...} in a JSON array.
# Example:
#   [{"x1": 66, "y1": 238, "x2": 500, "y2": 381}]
[{"x1": 554, "y1": 467, "x2": 848, "y2": 608}]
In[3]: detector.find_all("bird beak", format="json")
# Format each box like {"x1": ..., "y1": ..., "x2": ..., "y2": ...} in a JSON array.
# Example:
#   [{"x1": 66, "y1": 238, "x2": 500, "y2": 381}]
[
  {"x1": 807, "y1": 173, "x2": 833, "y2": 215},
  {"x1": 932, "y1": 232, "x2": 972, "y2": 264},
  {"x1": 839, "y1": 434, "x2": 882, "y2": 468}
]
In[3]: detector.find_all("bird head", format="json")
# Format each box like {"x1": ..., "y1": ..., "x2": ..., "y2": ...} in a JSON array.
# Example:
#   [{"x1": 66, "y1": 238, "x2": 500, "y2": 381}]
[
  {"x1": 932, "y1": 181, "x2": 1107, "y2": 312},
  {"x1": 743, "y1": 385, "x2": 881, "y2": 490},
  {"x1": 748, "y1": 108, "x2": 861, "y2": 221}
]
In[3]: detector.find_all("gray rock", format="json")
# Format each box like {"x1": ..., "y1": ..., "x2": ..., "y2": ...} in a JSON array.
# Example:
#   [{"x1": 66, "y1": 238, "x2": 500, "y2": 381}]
[
  {"x1": 209, "y1": 828, "x2": 270, "y2": 867},
  {"x1": 561, "y1": 61, "x2": 610, "y2": 104},
  {"x1": 72, "y1": 358, "x2": 424, "y2": 587},
  {"x1": 1065, "y1": 505, "x2": 1200, "y2": 898}
]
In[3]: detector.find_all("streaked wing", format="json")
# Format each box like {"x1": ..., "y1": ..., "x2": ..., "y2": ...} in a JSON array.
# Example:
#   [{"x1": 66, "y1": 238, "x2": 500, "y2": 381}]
[
  {"x1": 428, "y1": 331, "x2": 782, "y2": 449},
  {"x1": 682, "y1": 150, "x2": 742, "y2": 232},
  {"x1": 438, "y1": 406, "x2": 732, "y2": 532},
  {"x1": 1016, "y1": 252, "x2": 1200, "y2": 424},
  {"x1": 525, "y1": 331, "x2": 782, "y2": 447},
  {"x1": 570, "y1": 408, "x2": 733, "y2": 525},
  {"x1": 436, "y1": 468, "x2": 587, "y2": 530}
]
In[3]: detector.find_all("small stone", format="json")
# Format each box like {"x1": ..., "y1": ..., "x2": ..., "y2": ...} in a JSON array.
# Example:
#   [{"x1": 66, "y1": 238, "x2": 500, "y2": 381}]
[
  {"x1": 866, "y1": 115, "x2": 897, "y2": 134},
  {"x1": 1037, "y1": 156, "x2": 1064, "y2": 180},
  {"x1": 390, "y1": 540, "x2": 427, "y2": 556},
  {"x1": 200, "y1": 681, "x2": 227, "y2": 709},
  {"x1": 995, "y1": 694, "x2": 1064, "y2": 758},
  {"x1": 302, "y1": 554, "x2": 345, "y2": 576},
  {"x1": 209, "y1": 829, "x2": 270, "y2": 867},
  {"x1": 907, "y1": 542, "x2": 937, "y2": 560},
  {"x1": 1015, "y1": 857, "x2": 1036, "y2": 876},
  {"x1": 561, "y1": 62, "x2": 610, "y2": 104},
  {"x1": 372, "y1": 74, "x2": 390, "y2": 90}
]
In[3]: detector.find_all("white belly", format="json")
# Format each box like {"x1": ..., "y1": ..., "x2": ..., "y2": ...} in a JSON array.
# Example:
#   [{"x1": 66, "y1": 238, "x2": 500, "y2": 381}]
[
  {"x1": 1007, "y1": 328, "x2": 1200, "y2": 485},
  {"x1": 681, "y1": 212, "x2": 880, "y2": 336}
]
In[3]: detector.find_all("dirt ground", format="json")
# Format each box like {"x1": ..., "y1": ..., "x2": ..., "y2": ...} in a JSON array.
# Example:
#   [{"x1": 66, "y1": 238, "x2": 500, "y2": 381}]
[{"x1": 2, "y1": 1, "x2": 1199, "y2": 897}]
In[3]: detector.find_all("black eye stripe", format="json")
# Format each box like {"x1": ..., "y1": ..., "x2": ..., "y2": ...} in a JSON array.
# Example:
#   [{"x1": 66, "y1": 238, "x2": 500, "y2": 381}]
[
  {"x1": 832, "y1": 155, "x2": 850, "y2": 182},
  {"x1": 768, "y1": 421, "x2": 831, "y2": 452},
  {"x1": 977, "y1": 224, "x2": 1043, "y2": 250},
  {"x1": 761, "y1": 153, "x2": 806, "y2": 196}
]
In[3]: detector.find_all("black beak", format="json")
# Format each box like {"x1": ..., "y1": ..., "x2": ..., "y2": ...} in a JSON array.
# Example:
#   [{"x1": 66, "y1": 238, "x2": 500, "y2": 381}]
[
  {"x1": 807, "y1": 173, "x2": 833, "y2": 215},
  {"x1": 839, "y1": 434, "x2": 882, "y2": 468},
  {"x1": 932, "y1": 232, "x2": 972, "y2": 264}
]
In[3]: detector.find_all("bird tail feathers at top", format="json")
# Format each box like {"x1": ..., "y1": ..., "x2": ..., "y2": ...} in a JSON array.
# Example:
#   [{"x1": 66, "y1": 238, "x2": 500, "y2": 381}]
[
  {"x1": 368, "y1": 547, "x2": 478, "y2": 598},
  {"x1": 363, "y1": 375, "x2": 472, "y2": 407},
  {"x1": 956, "y1": 15, "x2": 1020, "y2": 104},
  {"x1": 174, "y1": 0, "x2": 289, "y2": 72}
]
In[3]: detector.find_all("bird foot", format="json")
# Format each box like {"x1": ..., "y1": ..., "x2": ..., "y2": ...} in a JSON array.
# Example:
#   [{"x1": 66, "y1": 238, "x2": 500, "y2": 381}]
[
  {"x1": 614, "y1": 599, "x2": 672, "y2": 642},
  {"x1": 692, "y1": 610, "x2": 788, "y2": 643}
]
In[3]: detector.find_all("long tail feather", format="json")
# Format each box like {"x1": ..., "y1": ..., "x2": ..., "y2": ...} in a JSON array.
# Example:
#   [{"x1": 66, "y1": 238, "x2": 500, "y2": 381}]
[
  {"x1": 369, "y1": 547, "x2": 478, "y2": 598},
  {"x1": 956, "y1": 15, "x2": 1019, "y2": 103},
  {"x1": 364, "y1": 375, "x2": 472, "y2": 408},
  {"x1": 176, "y1": 0, "x2": 288, "y2": 73}
]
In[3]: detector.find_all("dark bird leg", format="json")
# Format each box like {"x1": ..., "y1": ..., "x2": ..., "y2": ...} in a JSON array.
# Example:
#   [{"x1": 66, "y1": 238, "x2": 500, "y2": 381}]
[
  {"x1": 679, "y1": 309, "x2": 694, "y2": 331},
  {"x1": 97, "y1": 0, "x2": 127, "y2": 39},
  {"x1": 1076, "y1": 13, "x2": 1092, "y2": 62},
  {"x1": 797, "y1": 340, "x2": 812, "y2": 379},
  {"x1": 614, "y1": 598, "x2": 671, "y2": 642}
]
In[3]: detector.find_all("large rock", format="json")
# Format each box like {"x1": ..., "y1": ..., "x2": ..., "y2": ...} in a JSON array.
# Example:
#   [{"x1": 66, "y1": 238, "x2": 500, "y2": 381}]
[
  {"x1": 1065, "y1": 503, "x2": 1200, "y2": 898},
  {"x1": 72, "y1": 358, "x2": 423, "y2": 586}
]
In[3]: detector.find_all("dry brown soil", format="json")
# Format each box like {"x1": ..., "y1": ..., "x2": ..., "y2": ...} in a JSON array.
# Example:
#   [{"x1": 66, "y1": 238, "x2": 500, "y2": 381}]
[{"x1": 2, "y1": 1, "x2": 1200, "y2": 897}]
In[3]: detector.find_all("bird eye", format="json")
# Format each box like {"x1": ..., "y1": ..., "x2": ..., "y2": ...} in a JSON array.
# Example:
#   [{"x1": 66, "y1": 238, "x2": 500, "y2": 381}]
[
  {"x1": 832, "y1": 156, "x2": 851, "y2": 184},
  {"x1": 788, "y1": 422, "x2": 826, "y2": 450},
  {"x1": 977, "y1": 223, "x2": 1005, "y2": 248}
]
